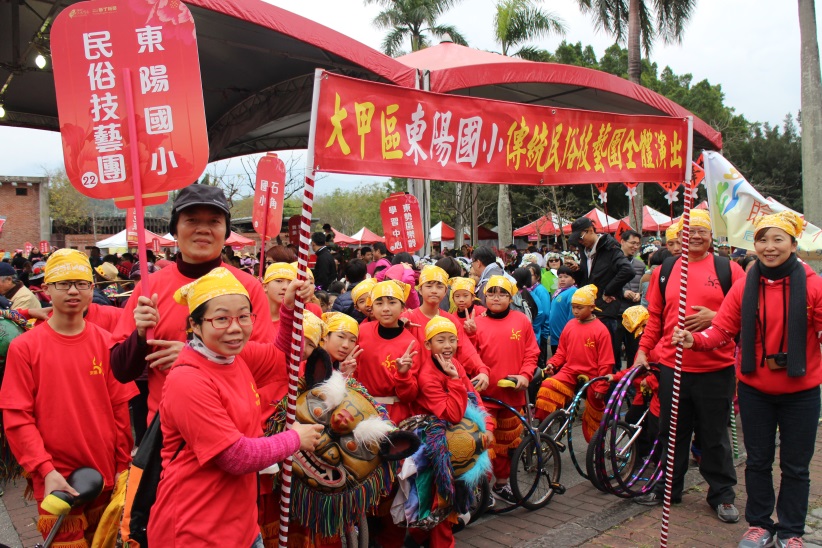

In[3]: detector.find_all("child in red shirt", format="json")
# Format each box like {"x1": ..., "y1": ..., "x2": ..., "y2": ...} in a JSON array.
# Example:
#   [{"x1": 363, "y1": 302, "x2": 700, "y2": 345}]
[
  {"x1": 449, "y1": 277, "x2": 486, "y2": 344},
  {"x1": 535, "y1": 285, "x2": 613, "y2": 442},
  {"x1": 351, "y1": 278, "x2": 377, "y2": 323},
  {"x1": 473, "y1": 275, "x2": 540, "y2": 503},
  {"x1": 0, "y1": 249, "x2": 138, "y2": 546}
]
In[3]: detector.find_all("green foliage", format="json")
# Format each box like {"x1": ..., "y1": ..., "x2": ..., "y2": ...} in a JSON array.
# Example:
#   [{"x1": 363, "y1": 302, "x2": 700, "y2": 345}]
[
  {"x1": 493, "y1": 0, "x2": 565, "y2": 57},
  {"x1": 365, "y1": 0, "x2": 468, "y2": 56},
  {"x1": 48, "y1": 170, "x2": 91, "y2": 232},
  {"x1": 313, "y1": 182, "x2": 392, "y2": 235}
]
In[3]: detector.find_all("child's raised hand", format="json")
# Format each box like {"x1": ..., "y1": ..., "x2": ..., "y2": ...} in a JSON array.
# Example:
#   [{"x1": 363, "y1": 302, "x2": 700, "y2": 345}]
[
  {"x1": 434, "y1": 354, "x2": 459, "y2": 379},
  {"x1": 396, "y1": 341, "x2": 417, "y2": 374},
  {"x1": 463, "y1": 308, "x2": 477, "y2": 335},
  {"x1": 339, "y1": 345, "x2": 363, "y2": 377},
  {"x1": 292, "y1": 422, "x2": 324, "y2": 452},
  {"x1": 284, "y1": 279, "x2": 313, "y2": 310}
]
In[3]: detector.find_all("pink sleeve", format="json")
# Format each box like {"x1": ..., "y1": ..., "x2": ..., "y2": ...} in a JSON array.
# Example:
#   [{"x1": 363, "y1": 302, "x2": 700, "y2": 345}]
[{"x1": 213, "y1": 430, "x2": 301, "y2": 475}]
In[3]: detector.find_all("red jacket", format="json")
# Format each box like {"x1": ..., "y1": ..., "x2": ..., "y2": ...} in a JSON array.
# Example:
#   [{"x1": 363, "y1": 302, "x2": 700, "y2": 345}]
[
  {"x1": 414, "y1": 357, "x2": 495, "y2": 432},
  {"x1": 692, "y1": 262, "x2": 822, "y2": 395}
]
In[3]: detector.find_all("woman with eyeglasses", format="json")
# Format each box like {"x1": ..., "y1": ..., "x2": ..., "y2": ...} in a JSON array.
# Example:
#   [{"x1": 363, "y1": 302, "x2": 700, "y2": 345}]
[
  {"x1": 146, "y1": 267, "x2": 322, "y2": 548},
  {"x1": 674, "y1": 211, "x2": 822, "y2": 548}
]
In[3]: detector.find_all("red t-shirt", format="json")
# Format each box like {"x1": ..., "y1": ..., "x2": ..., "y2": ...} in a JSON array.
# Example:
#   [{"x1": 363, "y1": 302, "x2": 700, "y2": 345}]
[
  {"x1": 403, "y1": 308, "x2": 489, "y2": 378},
  {"x1": 148, "y1": 345, "x2": 284, "y2": 547},
  {"x1": 256, "y1": 318, "x2": 288, "y2": 424},
  {"x1": 549, "y1": 318, "x2": 614, "y2": 378},
  {"x1": 0, "y1": 322, "x2": 138, "y2": 499},
  {"x1": 473, "y1": 310, "x2": 540, "y2": 408},
  {"x1": 639, "y1": 255, "x2": 744, "y2": 372},
  {"x1": 84, "y1": 303, "x2": 123, "y2": 333},
  {"x1": 109, "y1": 263, "x2": 274, "y2": 422},
  {"x1": 354, "y1": 322, "x2": 420, "y2": 424},
  {"x1": 692, "y1": 262, "x2": 822, "y2": 395}
]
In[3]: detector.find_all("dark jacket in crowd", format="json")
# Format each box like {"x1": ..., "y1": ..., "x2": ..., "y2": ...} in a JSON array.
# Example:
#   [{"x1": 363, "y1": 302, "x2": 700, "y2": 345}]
[
  {"x1": 573, "y1": 234, "x2": 635, "y2": 320},
  {"x1": 312, "y1": 246, "x2": 337, "y2": 291}
]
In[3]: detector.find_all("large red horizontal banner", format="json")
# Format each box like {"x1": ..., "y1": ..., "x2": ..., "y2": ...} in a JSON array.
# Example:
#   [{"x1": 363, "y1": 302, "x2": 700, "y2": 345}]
[{"x1": 314, "y1": 72, "x2": 690, "y2": 186}]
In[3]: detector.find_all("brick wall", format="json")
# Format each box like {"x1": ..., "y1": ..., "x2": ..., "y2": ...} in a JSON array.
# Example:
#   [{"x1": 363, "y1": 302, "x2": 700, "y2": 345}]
[{"x1": 0, "y1": 183, "x2": 41, "y2": 253}]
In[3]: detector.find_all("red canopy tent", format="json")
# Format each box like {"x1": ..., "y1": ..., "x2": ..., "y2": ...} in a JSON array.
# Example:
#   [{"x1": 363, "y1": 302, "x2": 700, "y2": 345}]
[
  {"x1": 432, "y1": 221, "x2": 498, "y2": 242},
  {"x1": 561, "y1": 209, "x2": 619, "y2": 234},
  {"x1": 608, "y1": 205, "x2": 673, "y2": 232},
  {"x1": 225, "y1": 231, "x2": 255, "y2": 246},
  {"x1": 350, "y1": 227, "x2": 384, "y2": 244},
  {"x1": 331, "y1": 228, "x2": 357, "y2": 246},
  {"x1": 513, "y1": 215, "x2": 562, "y2": 237}
]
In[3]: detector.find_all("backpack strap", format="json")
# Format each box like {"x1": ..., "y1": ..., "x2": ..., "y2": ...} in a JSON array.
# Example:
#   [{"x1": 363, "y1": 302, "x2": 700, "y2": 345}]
[
  {"x1": 713, "y1": 255, "x2": 733, "y2": 296},
  {"x1": 658, "y1": 256, "x2": 680, "y2": 311}
]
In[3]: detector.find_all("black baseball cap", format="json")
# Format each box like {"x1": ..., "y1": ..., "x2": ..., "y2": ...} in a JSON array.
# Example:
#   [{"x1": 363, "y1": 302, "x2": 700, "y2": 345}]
[
  {"x1": 568, "y1": 217, "x2": 594, "y2": 246},
  {"x1": 0, "y1": 263, "x2": 16, "y2": 278},
  {"x1": 171, "y1": 184, "x2": 230, "y2": 215}
]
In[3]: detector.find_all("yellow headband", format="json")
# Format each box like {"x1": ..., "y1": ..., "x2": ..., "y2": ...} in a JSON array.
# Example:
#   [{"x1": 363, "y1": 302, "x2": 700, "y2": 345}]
[
  {"x1": 45, "y1": 249, "x2": 93, "y2": 284},
  {"x1": 322, "y1": 311, "x2": 359, "y2": 338},
  {"x1": 755, "y1": 210, "x2": 803, "y2": 239},
  {"x1": 665, "y1": 220, "x2": 682, "y2": 242},
  {"x1": 622, "y1": 305, "x2": 649, "y2": 338},
  {"x1": 418, "y1": 265, "x2": 449, "y2": 287},
  {"x1": 291, "y1": 262, "x2": 314, "y2": 283},
  {"x1": 174, "y1": 267, "x2": 249, "y2": 313},
  {"x1": 449, "y1": 276, "x2": 476, "y2": 296},
  {"x1": 688, "y1": 209, "x2": 711, "y2": 231},
  {"x1": 571, "y1": 284, "x2": 599, "y2": 307},
  {"x1": 370, "y1": 280, "x2": 411, "y2": 304},
  {"x1": 484, "y1": 275, "x2": 517, "y2": 296},
  {"x1": 351, "y1": 278, "x2": 377, "y2": 304},
  {"x1": 425, "y1": 316, "x2": 458, "y2": 341},
  {"x1": 263, "y1": 262, "x2": 297, "y2": 284},
  {"x1": 303, "y1": 311, "x2": 326, "y2": 347}
]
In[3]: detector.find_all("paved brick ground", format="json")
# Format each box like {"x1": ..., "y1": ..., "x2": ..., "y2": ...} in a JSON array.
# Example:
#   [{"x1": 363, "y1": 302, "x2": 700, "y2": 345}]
[{"x1": 1, "y1": 425, "x2": 819, "y2": 547}]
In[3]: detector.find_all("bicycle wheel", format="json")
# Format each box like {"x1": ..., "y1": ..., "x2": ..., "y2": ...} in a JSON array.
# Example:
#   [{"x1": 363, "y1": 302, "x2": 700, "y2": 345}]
[
  {"x1": 587, "y1": 421, "x2": 637, "y2": 494},
  {"x1": 452, "y1": 475, "x2": 490, "y2": 532},
  {"x1": 538, "y1": 410, "x2": 567, "y2": 449},
  {"x1": 510, "y1": 433, "x2": 562, "y2": 510},
  {"x1": 586, "y1": 423, "x2": 608, "y2": 492}
]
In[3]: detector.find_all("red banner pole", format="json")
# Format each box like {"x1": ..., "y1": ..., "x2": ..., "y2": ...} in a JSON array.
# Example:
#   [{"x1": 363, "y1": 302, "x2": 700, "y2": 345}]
[
  {"x1": 659, "y1": 117, "x2": 694, "y2": 548},
  {"x1": 277, "y1": 68, "x2": 323, "y2": 548},
  {"x1": 258, "y1": 184, "x2": 271, "y2": 280},
  {"x1": 122, "y1": 68, "x2": 153, "y2": 340}
]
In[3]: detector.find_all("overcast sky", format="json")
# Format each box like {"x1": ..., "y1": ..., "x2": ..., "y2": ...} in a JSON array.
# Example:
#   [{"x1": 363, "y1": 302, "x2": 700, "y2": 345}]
[{"x1": 0, "y1": 0, "x2": 817, "y2": 195}]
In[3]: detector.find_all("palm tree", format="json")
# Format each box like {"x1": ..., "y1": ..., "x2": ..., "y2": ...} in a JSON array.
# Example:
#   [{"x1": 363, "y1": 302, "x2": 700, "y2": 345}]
[
  {"x1": 493, "y1": 0, "x2": 566, "y2": 246},
  {"x1": 365, "y1": 0, "x2": 468, "y2": 56},
  {"x1": 799, "y1": 0, "x2": 822, "y2": 231},
  {"x1": 577, "y1": 0, "x2": 695, "y2": 232}
]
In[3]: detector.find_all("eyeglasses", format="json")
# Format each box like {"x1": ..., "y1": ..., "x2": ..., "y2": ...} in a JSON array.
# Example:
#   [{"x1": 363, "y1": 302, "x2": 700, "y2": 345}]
[
  {"x1": 49, "y1": 281, "x2": 93, "y2": 291},
  {"x1": 203, "y1": 314, "x2": 256, "y2": 329},
  {"x1": 487, "y1": 292, "x2": 511, "y2": 300}
]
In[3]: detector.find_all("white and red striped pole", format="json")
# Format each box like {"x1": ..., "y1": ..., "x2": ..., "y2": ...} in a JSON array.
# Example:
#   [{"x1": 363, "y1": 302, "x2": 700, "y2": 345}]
[
  {"x1": 659, "y1": 117, "x2": 695, "y2": 547},
  {"x1": 277, "y1": 69, "x2": 324, "y2": 548}
]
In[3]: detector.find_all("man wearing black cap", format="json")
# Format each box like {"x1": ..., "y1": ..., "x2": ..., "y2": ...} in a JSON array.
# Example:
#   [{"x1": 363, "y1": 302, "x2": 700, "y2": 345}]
[
  {"x1": 108, "y1": 184, "x2": 275, "y2": 425},
  {"x1": 566, "y1": 216, "x2": 635, "y2": 364},
  {"x1": 0, "y1": 262, "x2": 41, "y2": 310}
]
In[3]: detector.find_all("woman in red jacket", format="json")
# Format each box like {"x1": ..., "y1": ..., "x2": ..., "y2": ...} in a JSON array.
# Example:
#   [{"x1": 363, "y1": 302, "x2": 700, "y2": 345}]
[{"x1": 674, "y1": 211, "x2": 822, "y2": 548}]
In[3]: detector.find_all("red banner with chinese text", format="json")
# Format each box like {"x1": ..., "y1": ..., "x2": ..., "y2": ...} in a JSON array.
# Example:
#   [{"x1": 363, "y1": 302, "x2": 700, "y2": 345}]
[
  {"x1": 252, "y1": 154, "x2": 286, "y2": 241},
  {"x1": 288, "y1": 215, "x2": 301, "y2": 247},
  {"x1": 380, "y1": 193, "x2": 423, "y2": 253},
  {"x1": 39, "y1": 241, "x2": 50, "y2": 254},
  {"x1": 51, "y1": 0, "x2": 208, "y2": 208},
  {"x1": 126, "y1": 207, "x2": 138, "y2": 246},
  {"x1": 314, "y1": 72, "x2": 690, "y2": 186}
]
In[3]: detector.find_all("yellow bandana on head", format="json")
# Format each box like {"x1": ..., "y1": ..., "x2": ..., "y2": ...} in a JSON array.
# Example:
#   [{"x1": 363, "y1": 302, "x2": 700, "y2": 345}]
[
  {"x1": 303, "y1": 311, "x2": 327, "y2": 347},
  {"x1": 263, "y1": 262, "x2": 297, "y2": 284},
  {"x1": 688, "y1": 209, "x2": 712, "y2": 231},
  {"x1": 418, "y1": 265, "x2": 449, "y2": 287},
  {"x1": 665, "y1": 220, "x2": 682, "y2": 241},
  {"x1": 425, "y1": 316, "x2": 458, "y2": 341},
  {"x1": 622, "y1": 305, "x2": 650, "y2": 338},
  {"x1": 484, "y1": 275, "x2": 517, "y2": 296},
  {"x1": 322, "y1": 311, "x2": 359, "y2": 338},
  {"x1": 370, "y1": 280, "x2": 411, "y2": 304},
  {"x1": 571, "y1": 284, "x2": 599, "y2": 307},
  {"x1": 351, "y1": 278, "x2": 377, "y2": 304},
  {"x1": 174, "y1": 267, "x2": 249, "y2": 313},
  {"x1": 45, "y1": 249, "x2": 93, "y2": 284},
  {"x1": 755, "y1": 210, "x2": 803, "y2": 239},
  {"x1": 449, "y1": 277, "x2": 476, "y2": 296}
]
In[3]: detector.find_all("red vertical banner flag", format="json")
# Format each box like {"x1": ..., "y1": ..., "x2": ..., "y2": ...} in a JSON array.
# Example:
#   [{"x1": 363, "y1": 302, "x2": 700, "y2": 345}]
[
  {"x1": 151, "y1": 238, "x2": 161, "y2": 253},
  {"x1": 126, "y1": 207, "x2": 138, "y2": 246},
  {"x1": 39, "y1": 241, "x2": 50, "y2": 254},
  {"x1": 380, "y1": 193, "x2": 423, "y2": 253},
  {"x1": 24, "y1": 242, "x2": 34, "y2": 256},
  {"x1": 50, "y1": 0, "x2": 207, "y2": 208},
  {"x1": 288, "y1": 215, "x2": 301, "y2": 246},
  {"x1": 252, "y1": 154, "x2": 286, "y2": 241}
]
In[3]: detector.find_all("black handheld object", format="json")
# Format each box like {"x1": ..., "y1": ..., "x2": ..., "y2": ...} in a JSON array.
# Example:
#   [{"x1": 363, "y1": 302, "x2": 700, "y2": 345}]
[{"x1": 40, "y1": 467, "x2": 104, "y2": 516}]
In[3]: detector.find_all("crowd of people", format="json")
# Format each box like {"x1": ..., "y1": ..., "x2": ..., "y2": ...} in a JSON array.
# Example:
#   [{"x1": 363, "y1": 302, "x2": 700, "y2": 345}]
[{"x1": 0, "y1": 185, "x2": 817, "y2": 548}]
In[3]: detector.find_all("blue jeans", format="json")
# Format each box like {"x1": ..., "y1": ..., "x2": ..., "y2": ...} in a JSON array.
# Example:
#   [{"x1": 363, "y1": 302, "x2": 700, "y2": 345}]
[
  {"x1": 737, "y1": 381, "x2": 820, "y2": 539},
  {"x1": 251, "y1": 533, "x2": 264, "y2": 548}
]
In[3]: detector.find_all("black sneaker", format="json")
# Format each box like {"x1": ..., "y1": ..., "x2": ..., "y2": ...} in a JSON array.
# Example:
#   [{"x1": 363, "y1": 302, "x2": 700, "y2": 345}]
[{"x1": 492, "y1": 483, "x2": 517, "y2": 504}]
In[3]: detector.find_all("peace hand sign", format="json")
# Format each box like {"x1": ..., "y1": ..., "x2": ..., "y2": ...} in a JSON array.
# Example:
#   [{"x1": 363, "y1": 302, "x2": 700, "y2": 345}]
[
  {"x1": 396, "y1": 341, "x2": 418, "y2": 374},
  {"x1": 463, "y1": 307, "x2": 477, "y2": 335},
  {"x1": 434, "y1": 354, "x2": 459, "y2": 379},
  {"x1": 339, "y1": 345, "x2": 363, "y2": 377}
]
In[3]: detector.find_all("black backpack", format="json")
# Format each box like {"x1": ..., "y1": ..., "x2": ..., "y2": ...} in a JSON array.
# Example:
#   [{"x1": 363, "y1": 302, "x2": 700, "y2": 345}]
[{"x1": 658, "y1": 254, "x2": 733, "y2": 308}]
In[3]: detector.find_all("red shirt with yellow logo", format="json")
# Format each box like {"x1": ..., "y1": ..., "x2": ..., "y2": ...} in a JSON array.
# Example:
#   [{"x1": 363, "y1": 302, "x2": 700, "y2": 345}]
[
  {"x1": 148, "y1": 344, "x2": 279, "y2": 547},
  {"x1": 0, "y1": 321, "x2": 138, "y2": 500},
  {"x1": 354, "y1": 322, "x2": 420, "y2": 424},
  {"x1": 548, "y1": 317, "x2": 615, "y2": 394}
]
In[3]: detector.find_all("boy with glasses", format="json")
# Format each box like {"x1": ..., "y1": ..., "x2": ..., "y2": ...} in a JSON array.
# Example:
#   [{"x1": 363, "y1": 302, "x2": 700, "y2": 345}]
[{"x1": 0, "y1": 249, "x2": 138, "y2": 546}]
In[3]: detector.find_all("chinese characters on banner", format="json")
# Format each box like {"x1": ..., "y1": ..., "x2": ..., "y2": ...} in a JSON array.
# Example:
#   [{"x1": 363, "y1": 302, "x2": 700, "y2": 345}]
[
  {"x1": 152, "y1": 238, "x2": 161, "y2": 253},
  {"x1": 380, "y1": 193, "x2": 423, "y2": 253},
  {"x1": 39, "y1": 241, "x2": 50, "y2": 254},
  {"x1": 126, "y1": 207, "x2": 138, "y2": 246},
  {"x1": 51, "y1": 0, "x2": 207, "y2": 208},
  {"x1": 24, "y1": 242, "x2": 33, "y2": 256},
  {"x1": 288, "y1": 215, "x2": 301, "y2": 247},
  {"x1": 314, "y1": 73, "x2": 690, "y2": 186},
  {"x1": 252, "y1": 154, "x2": 286, "y2": 241}
]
